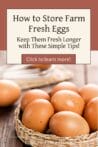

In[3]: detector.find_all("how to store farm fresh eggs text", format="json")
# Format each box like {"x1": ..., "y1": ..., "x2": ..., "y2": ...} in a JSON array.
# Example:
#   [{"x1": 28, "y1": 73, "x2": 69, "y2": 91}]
[{"x1": 12, "y1": 14, "x2": 85, "y2": 34}]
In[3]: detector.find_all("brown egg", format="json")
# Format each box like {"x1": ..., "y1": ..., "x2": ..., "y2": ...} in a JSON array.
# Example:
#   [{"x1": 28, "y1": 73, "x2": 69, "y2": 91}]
[
  {"x1": 31, "y1": 64, "x2": 51, "y2": 70},
  {"x1": 79, "y1": 84, "x2": 98, "y2": 104},
  {"x1": 49, "y1": 111, "x2": 90, "y2": 137},
  {"x1": 22, "y1": 99, "x2": 54, "y2": 132},
  {"x1": 84, "y1": 97, "x2": 98, "y2": 131},
  {"x1": 0, "y1": 80, "x2": 21, "y2": 106},
  {"x1": 21, "y1": 89, "x2": 50, "y2": 111},
  {"x1": 51, "y1": 90, "x2": 85, "y2": 115},
  {"x1": 51, "y1": 82, "x2": 79, "y2": 96}
]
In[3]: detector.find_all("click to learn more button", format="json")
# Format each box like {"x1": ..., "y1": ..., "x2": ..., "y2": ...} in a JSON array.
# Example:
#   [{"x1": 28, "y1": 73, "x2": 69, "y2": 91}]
[{"x1": 22, "y1": 54, "x2": 76, "y2": 64}]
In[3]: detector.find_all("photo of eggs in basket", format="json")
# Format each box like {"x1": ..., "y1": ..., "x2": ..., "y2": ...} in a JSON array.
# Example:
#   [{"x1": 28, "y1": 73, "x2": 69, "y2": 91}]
[
  {"x1": 0, "y1": 79, "x2": 97, "y2": 138},
  {"x1": 19, "y1": 81, "x2": 98, "y2": 137}
]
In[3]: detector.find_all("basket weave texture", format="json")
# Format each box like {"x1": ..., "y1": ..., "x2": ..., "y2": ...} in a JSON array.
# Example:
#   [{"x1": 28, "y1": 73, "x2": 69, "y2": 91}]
[{"x1": 15, "y1": 106, "x2": 98, "y2": 147}]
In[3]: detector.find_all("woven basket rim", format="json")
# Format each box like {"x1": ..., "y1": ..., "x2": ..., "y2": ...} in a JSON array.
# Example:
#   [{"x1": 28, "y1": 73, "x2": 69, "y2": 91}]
[{"x1": 15, "y1": 105, "x2": 98, "y2": 144}]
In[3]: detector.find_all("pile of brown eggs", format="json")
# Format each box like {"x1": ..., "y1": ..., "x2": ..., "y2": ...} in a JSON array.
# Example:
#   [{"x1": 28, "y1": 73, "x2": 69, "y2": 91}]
[
  {"x1": 21, "y1": 82, "x2": 98, "y2": 137},
  {"x1": 0, "y1": 80, "x2": 97, "y2": 137}
]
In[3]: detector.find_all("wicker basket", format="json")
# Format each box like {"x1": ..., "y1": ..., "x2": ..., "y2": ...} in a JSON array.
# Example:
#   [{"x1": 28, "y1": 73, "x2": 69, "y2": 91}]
[{"x1": 15, "y1": 106, "x2": 98, "y2": 147}]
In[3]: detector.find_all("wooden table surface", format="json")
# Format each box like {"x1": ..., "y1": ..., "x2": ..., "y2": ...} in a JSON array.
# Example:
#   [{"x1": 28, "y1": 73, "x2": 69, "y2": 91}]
[{"x1": 0, "y1": 64, "x2": 98, "y2": 147}]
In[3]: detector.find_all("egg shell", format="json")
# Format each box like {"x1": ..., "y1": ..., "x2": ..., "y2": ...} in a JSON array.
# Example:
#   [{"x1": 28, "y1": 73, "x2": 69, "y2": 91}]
[
  {"x1": 84, "y1": 97, "x2": 98, "y2": 131},
  {"x1": 22, "y1": 99, "x2": 54, "y2": 133},
  {"x1": 79, "y1": 84, "x2": 98, "y2": 104},
  {"x1": 0, "y1": 80, "x2": 21, "y2": 106},
  {"x1": 51, "y1": 90, "x2": 85, "y2": 115},
  {"x1": 32, "y1": 64, "x2": 51, "y2": 70},
  {"x1": 49, "y1": 111, "x2": 90, "y2": 137},
  {"x1": 21, "y1": 89, "x2": 50, "y2": 111},
  {"x1": 51, "y1": 82, "x2": 79, "y2": 96}
]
